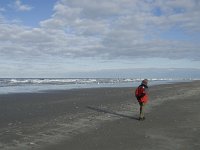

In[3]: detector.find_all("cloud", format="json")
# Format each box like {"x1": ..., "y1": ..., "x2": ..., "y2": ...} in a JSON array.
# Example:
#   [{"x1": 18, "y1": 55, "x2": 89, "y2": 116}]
[
  {"x1": 14, "y1": 0, "x2": 33, "y2": 11},
  {"x1": 0, "y1": 7, "x2": 5, "y2": 12},
  {"x1": 0, "y1": 0, "x2": 200, "y2": 62}
]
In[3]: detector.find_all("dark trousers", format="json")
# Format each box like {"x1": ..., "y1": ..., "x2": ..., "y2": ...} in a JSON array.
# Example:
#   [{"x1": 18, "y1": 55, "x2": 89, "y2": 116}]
[{"x1": 139, "y1": 102, "x2": 145, "y2": 118}]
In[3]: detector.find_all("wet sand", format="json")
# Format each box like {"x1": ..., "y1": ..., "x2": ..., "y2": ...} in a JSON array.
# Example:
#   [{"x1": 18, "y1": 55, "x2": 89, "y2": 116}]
[{"x1": 0, "y1": 81, "x2": 200, "y2": 150}]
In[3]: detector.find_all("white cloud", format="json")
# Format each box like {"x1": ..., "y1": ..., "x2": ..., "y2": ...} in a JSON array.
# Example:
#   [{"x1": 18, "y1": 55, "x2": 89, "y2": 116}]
[
  {"x1": 14, "y1": 0, "x2": 33, "y2": 11},
  {"x1": 0, "y1": 0, "x2": 200, "y2": 62}
]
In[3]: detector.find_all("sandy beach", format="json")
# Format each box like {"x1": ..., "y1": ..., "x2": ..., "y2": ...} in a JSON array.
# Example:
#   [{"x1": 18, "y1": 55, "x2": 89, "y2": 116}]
[{"x1": 0, "y1": 81, "x2": 200, "y2": 150}]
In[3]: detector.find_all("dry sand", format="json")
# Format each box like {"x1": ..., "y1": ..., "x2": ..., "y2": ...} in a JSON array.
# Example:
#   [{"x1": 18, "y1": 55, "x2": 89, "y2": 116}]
[{"x1": 0, "y1": 81, "x2": 200, "y2": 150}]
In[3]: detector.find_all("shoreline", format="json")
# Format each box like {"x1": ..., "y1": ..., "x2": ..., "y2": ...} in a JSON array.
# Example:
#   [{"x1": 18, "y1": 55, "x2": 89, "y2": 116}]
[
  {"x1": 0, "y1": 79, "x2": 193, "y2": 95},
  {"x1": 0, "y1": 81, "x2": 200, "y2": 150}
]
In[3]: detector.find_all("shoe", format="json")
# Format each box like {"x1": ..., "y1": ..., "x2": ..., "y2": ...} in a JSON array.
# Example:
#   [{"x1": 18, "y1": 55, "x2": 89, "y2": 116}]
[
  {"x1": 138, "y1": 117, "x2": 143, "y2": 121},
  {"x1": 138, "y1": 117, "x2": 145, "y2": 121}
]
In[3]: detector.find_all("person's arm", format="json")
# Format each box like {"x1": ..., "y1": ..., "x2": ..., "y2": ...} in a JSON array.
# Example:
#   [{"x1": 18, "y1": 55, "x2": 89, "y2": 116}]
[
  {"x1": 138, "y1": 86, "x2": 146, "y2": 99},
  {"x1": 139, "y1": 93, "x2": 145, "y2": 99}
]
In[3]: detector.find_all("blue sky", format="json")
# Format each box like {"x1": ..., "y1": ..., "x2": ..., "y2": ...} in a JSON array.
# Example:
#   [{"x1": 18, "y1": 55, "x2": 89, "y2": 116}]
[{"x1": 0, "y1": 0, "x2": 200, "y2": 78}]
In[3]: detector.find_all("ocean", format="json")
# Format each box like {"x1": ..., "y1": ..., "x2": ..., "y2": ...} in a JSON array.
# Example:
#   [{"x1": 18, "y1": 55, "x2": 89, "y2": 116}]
[{"x1": 0, "y1": 78, "x2": 193, "y2": 94}]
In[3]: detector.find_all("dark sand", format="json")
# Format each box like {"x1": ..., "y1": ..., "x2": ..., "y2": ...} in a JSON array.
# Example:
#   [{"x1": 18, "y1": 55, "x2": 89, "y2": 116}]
[{"x1": 0, "y1": 81, "x2": 200, "y2": 150}]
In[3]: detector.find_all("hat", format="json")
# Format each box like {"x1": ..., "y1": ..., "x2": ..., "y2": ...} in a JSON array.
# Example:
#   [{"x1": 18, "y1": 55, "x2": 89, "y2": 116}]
[{"x1": 142, "y1": 79, "x2": 148, "y2": 85}]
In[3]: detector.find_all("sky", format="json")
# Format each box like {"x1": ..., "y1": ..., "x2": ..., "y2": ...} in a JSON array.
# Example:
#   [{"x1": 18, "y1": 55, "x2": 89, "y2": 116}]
[{"x1": 0, "y1": 0, "x2": 200, "y2": 78}]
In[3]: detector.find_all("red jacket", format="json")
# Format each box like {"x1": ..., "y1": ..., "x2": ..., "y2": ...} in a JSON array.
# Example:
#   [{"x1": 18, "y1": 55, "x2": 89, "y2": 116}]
[{"x1": 135, "y1": 84, "x2": 149, "y2": 103}]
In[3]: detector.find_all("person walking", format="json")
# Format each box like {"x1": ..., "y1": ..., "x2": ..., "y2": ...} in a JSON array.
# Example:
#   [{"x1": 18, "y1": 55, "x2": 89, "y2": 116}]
[{"x1": 135, "y1": 79, "x2": 149, "y2": 121}]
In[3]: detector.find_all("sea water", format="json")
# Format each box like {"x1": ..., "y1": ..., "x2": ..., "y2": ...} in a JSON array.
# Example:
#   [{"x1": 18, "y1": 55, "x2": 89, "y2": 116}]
[{"x1": 0, "y1": 78, "x2": 192, "y2": 94}]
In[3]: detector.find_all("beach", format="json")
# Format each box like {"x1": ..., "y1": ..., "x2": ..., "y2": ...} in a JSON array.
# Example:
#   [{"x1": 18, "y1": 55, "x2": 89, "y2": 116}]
[{"x1": 0, "y1": 81, "x2": 200, "y2": 150}]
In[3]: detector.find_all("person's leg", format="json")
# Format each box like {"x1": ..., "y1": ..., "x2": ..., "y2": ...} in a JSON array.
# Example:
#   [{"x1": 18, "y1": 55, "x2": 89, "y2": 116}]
[{"x1": 139, "y1": 102, "x2": 145, "y2": 120}]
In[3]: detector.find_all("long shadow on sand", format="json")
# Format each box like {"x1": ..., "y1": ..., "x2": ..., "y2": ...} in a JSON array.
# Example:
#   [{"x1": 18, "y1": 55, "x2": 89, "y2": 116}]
[{"x1": 87, "y1": 106, "x2": 138, "y2": 121}]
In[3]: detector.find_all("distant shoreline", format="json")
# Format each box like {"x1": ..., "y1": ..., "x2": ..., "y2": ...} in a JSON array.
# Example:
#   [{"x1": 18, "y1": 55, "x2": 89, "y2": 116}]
[{"x1": 0, "y1": 78, "x2": 194, "y2": 95}]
